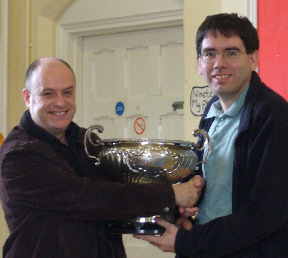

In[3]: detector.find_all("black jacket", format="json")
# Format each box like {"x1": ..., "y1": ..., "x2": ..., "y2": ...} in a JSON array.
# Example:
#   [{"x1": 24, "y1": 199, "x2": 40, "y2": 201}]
[
  {"x1": 0, "y1": 111, "x2": 175, "y2": 257},
  {"x1": 175, "y1": 72, "x2": 288, "y2": 257}
]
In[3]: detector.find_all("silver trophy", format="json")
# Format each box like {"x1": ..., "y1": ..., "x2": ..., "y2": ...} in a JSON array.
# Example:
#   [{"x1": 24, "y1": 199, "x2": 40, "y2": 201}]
[{"x1": 84, "y1": 125, "x2": 210, "y2": 234}]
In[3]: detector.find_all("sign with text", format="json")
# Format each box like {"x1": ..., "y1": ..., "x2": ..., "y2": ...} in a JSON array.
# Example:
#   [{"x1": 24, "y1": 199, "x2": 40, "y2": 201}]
[
  {"x1": 115, "y1": 101, "x2": 125, "y2": 116},
  {"x1": 190, "y1": 86, "x2": 215, "y2": 116}
]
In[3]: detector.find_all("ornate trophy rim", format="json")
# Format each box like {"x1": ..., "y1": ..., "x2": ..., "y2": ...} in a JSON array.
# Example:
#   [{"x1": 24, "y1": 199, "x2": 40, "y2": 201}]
[{"x1": 100, "y1": 138, "x2": 197, "y2": 147}]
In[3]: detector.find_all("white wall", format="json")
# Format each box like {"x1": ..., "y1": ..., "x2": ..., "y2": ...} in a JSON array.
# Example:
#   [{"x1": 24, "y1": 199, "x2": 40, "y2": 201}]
[
  {"x1": 222, "y1": 0, "x2": 246, "y2": 14},
  {"x1": 58, "y1": 0, "x2": 255, "y2": 142},
  {"x1": 59, "y1": 0, "x2": 184, "y2": 24}
]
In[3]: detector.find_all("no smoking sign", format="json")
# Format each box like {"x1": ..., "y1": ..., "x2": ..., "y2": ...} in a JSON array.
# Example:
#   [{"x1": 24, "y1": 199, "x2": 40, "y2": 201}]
[{"x1": 134, "y1": 117, "x2": 146, "y2": 135}]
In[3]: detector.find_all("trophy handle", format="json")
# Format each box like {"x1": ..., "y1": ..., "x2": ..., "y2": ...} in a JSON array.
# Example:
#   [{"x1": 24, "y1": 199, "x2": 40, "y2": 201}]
[
  {"x1": 192, "y1": 129, "x2": 211, "y2": 165},
  {"x1": 84, "y1": 125, "x2": 104, "y2": 166}
]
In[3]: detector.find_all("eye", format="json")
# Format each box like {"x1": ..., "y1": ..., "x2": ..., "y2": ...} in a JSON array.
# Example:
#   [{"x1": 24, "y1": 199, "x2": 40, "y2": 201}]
[
  {"x1": 203, "y1": 51, "x2": 216, "y2": 58},
  {"x1": 42, "y1": 91, "x2": 53, "y2": 97},
  {"x1": 63, "y1": 88, "x2": 74, "y2": 96},
  {"x1": 226, "y1": 50, "x2": 238, "y2": 56}
]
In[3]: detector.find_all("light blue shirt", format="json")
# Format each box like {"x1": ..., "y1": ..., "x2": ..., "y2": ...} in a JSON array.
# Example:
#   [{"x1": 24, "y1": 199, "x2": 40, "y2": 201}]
[{"x1": 195, "y1": 85, "x2": 249, "y2": 225}]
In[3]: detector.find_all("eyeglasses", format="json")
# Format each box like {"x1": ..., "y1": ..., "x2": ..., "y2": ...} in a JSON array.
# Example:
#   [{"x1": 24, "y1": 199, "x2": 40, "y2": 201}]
[{"x1": 199, "y1": 49, "x2": 246, "y2": 63}]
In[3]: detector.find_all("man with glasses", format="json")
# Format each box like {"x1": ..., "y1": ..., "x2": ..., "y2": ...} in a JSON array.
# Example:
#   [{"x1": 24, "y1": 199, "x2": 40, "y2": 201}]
[{"x1": 135, "y1": 13, "x2": 288, "y2": 257}]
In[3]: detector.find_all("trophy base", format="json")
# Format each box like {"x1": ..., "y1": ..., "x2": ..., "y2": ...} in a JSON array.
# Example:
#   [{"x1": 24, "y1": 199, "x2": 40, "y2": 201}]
[{"x1": 106, "y1": 222, "x2": 165, "y2": 235}]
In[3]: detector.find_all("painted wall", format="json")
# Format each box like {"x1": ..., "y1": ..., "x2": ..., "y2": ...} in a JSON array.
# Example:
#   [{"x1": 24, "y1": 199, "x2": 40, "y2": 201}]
[
  {"x1": 6, "y1": 0, "x2": 73, "y2": 132},
  {"x1": 258, "y1": 0, "x2": 288, "y2": 100},
  {"x1": 59, "y1": 0, "x2": 184, "y2": 23}
]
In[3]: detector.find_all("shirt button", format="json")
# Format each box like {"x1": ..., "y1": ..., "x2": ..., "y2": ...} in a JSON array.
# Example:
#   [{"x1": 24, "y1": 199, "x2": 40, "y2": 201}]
[{"x1": 164, "y1": 207, "x2": 170, "y2": 213}]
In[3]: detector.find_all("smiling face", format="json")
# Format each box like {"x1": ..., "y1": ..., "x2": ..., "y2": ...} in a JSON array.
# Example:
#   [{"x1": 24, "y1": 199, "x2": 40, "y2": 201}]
[
  {"x1": 198, "y1": 31, "x2": 258, "y2": 111},
  {"x1": 23, "y1": 59, "x2": 76, "y2": 144}
]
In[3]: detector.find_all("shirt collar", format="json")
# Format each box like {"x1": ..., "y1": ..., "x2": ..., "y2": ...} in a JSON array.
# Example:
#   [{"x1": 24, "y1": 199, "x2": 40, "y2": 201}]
[{"x1": 205, "y1": 84, "x2": 250, "y2": 119}]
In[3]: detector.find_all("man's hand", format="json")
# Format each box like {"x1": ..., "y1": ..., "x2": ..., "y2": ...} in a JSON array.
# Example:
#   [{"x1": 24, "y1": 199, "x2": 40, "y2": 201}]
[
  {"x1": 172, "y1": 175, "x2": 204, "y2": 208},
  {"x1": 175, "y1": 216, "x2": 193, "y2": 230},
  {"x1": 133, "y1": 217, "x2": 178, "y2": 253},
  {"x1": 179, "y1": 206, "x2": 199, "y2": 218},
  {"x1": 176, "y1": 204, "x2": 199, "y2": 230}
]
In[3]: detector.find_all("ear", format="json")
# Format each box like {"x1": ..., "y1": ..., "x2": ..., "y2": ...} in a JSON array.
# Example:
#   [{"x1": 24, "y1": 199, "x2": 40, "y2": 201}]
[
  {"x1": 22, "y1": 89, "x2": 31, "y2": 108},
  {"x1": 249, "y1": 50, "x2": 259, "y2": 71},
  {"x1": 197, "y1": 57, "x2": 203, "y2": 75}
]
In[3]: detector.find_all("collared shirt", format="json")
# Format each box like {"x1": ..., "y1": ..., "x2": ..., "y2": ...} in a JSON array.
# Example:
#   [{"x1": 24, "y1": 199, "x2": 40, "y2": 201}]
[{"x1": 195, "y1": 85, "x2": 249, "y2": 225}]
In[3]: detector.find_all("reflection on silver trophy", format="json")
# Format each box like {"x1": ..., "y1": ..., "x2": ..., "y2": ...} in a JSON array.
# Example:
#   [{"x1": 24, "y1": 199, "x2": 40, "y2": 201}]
[{"x1": 84, "y1": 125, "x2": 210, "y2": 234}]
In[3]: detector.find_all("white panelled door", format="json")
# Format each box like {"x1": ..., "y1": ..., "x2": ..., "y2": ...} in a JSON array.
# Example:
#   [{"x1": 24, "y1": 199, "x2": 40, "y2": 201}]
[
  {"x1": 82, "y1": 26, "x2": 184, "y2": 258},
  {"x1": 82, "y1": 26, "x2": 184, "y2": 140}
]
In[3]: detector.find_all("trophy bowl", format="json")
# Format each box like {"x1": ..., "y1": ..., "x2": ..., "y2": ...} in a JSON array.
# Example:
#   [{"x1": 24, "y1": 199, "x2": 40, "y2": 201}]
[{"x1": 84, "y1": 125, "x2": 210, "y2": 234}]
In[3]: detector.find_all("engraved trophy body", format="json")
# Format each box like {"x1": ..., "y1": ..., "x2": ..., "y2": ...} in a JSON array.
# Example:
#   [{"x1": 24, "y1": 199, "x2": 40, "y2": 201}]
[{"x1": 84, "y1": 125, "x2": 210, "y2": 234}]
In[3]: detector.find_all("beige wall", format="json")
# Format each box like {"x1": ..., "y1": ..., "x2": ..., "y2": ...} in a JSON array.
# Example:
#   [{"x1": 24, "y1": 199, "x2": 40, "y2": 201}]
[
  {"x1": 7, "y1": 0, "x2": 28, "y2": 132},
  {"x1": 183, "y1": 0, "x2": 222, "y2": 140},
  {"x1": 7, "y1": 0, "x2": 74, "y2": 132},
  {"x1": 1, "y1": 0, "x2": 75, "y2": 252}
]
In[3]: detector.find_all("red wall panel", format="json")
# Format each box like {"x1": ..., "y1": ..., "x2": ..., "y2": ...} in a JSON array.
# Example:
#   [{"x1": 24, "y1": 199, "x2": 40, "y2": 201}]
[{"x1": 258, "y1": 0, "x2": 288, "y2": 100}]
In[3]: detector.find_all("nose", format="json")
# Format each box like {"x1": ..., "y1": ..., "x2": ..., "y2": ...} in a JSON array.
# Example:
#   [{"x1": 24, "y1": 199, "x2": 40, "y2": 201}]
[
  {"x1": 54, "y1": 94, "x2": 66, "y2": 107},
  {"x1": 213, "y1": 53, "x2": 227, "y2": 69}
]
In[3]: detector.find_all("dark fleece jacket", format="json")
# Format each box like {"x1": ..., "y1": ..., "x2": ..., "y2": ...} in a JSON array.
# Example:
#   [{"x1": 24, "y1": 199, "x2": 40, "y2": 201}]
[{"x1": 176, "y1": 72, "x2": 288, "y2": 257}]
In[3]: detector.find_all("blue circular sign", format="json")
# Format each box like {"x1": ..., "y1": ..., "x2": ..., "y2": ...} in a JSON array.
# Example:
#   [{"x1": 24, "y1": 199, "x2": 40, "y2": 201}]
[{"x1": 115, "y1": 101, "x2": 125, "y2": 116}]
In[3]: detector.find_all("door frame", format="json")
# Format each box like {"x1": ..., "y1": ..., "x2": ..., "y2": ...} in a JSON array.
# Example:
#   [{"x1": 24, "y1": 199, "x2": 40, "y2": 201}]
[
  {"x1": 246, "y1": 0, "x2": 257, "y2": 28},
  {"x1": 57, "y1": 9, "x2": 183, "y2": 125}
]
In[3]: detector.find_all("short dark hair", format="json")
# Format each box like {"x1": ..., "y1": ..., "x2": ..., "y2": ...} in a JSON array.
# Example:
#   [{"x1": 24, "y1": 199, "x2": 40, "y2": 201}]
[
  {"x1": 196, "y1": 13, "x2": 259, "y2": 56},
  {"x1": 25, "y1": 57, "x2": 75, "y2": 91}
]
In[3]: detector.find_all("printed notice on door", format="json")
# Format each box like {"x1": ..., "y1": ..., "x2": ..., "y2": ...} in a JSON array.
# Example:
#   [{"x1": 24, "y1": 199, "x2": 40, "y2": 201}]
[{"x1": 190, "y1": 86, "x2": 215, "y2": 116}]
